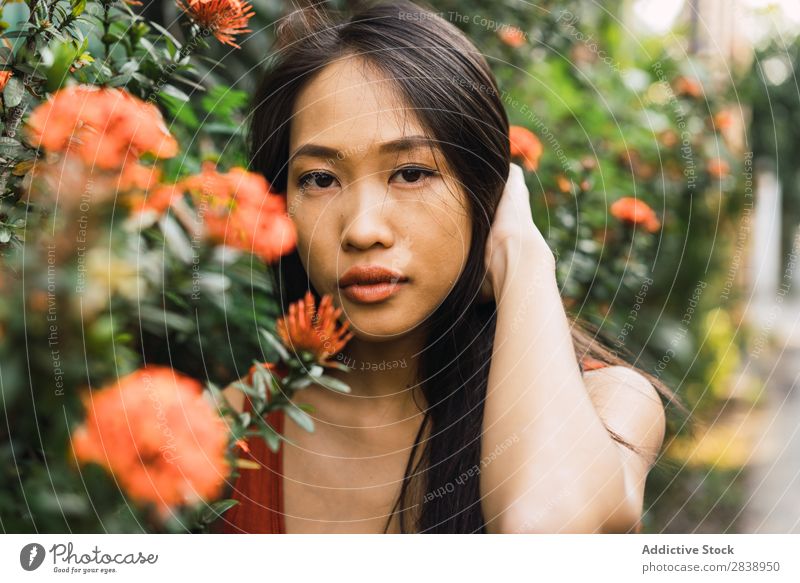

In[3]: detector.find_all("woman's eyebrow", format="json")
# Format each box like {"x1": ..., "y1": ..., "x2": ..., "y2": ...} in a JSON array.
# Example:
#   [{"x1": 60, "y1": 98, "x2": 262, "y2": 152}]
[
  {"x1": 378, "y1": 135, "x2": 438, "y2": 154},
  {"x1": 288, "y1": 135, "x2": 438, "y2": 164}
]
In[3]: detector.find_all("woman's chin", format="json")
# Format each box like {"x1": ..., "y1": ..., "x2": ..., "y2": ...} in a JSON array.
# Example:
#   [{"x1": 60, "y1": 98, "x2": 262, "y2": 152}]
[{"x1": 343, "y1": 315, "x2": 427, "y2": 343}]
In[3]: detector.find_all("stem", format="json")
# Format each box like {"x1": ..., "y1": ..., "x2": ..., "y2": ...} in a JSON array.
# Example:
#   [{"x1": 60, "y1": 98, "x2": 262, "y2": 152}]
[
  {"x1": 145, "y1": 25, "x2": 203, "y2": 102},
  {"x1": 29, "y1": 0, "x2": 41, "y2": 20},
  {"x1": 0, "y1": 0, "x2": 45, "y2": 196},
  {"x1": 57, "y1": 13, "x2": 77, "y2": 33},
  {"x1": 2, "y1": 0, "x2": 42, "y2": 138},
  {"x1": 177, "y1": 25, "x2": 202, "y2": 63},
  {"x1": 102, "y1": 1, "x2": 112, "y2": 61}
]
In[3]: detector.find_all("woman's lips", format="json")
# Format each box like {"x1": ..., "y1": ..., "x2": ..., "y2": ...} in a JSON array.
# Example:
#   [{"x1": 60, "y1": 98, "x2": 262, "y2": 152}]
[
  {"x1": 340, "y1": 280, "x2": 406, "y2": 303},
  {"x1": 337, "y1": 264, "x2": 409, "y2": 303}
]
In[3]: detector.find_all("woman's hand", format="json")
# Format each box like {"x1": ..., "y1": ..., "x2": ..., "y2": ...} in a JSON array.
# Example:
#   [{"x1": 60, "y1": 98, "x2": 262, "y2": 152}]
[{"x1": 479, "y1": 163, "x2": 556, "y2": 302}]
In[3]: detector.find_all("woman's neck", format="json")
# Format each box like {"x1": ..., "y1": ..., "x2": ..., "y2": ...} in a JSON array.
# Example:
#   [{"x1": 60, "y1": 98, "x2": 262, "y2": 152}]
[{"x1": 317, "y1": 330, "x2": 428, "y2": 424}]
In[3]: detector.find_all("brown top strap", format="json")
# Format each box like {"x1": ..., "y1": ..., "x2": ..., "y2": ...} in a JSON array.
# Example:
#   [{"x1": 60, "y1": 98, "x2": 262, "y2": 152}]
[{"x1": 211, "y1": 395, "x2": 285, "y2": 534}]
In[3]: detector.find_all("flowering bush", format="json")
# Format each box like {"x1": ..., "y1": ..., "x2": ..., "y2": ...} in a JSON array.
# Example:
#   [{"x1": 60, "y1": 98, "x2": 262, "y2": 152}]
[{"x1": 0, "y1": 0, "x2": 353, "y2": 533}]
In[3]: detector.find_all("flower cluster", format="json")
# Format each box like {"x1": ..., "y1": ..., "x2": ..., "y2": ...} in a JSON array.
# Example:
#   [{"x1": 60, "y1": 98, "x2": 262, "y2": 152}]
[
  {"x1": 25, "y1": 86, "x2": 178, "y2": 202},
  {"x1": 276, "y1": 290, "x2": 355, "y2": 364},
  {"x1": 498, "y1": 26, "x2": 526, "y2": 47},
  {"x1": 509, "y1": 125, "x2": 543, "y2": 171},
  {"x1": 0, "y1": 70, "x2": 12, "y2": 92},
  {"x1": 70, "y1": 366, "x2": 230, "y2": 520},
  {"x1": 26, "y1": 85, "x2": 177, "y2": 170},
  {"x1": 179, "y1": 162, "x2": 298, "y2": 263},
  {"x1": 610, "y1": 196, "x2": 661, "y2": 233},
  {"x1": 177, "y1": 0, "x2": 256, "y2": 48}
]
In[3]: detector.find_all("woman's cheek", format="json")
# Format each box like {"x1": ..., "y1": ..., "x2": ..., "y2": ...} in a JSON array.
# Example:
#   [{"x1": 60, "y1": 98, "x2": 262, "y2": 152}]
[
  {"x1": 413, "y1": 240, "x2": 469, "y2": 301},
  {"x1": 291, "y1": 213, "x2": 331, "y2": 291}
]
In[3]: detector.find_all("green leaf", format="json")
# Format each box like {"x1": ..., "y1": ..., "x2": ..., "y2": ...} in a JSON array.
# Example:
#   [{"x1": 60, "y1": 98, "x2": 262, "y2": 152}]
[
  {"x1": 12, "y1": 63, "x2": 46, "y2": 80},
  {"x1": 201, "y1": 85, "x2": 248, "y2": 118},
  {"x1": 199, "y1": 498, "x2": 238, "y2": 525},
  {"x1": 45, "y1": 40, "x2": 84, "y2": 92},
  {"x1": 1, "y1": 30, "x2": 31, "y2": 39},
  {"x1": 159, "y1": 213, "x2": 194, "y2": 264},
  {"x1": 138, "y1": 37, "x2": 159, "y2": 60},
  {"x1": 252, "y1": 414, "x2": 282, "y2": 452},
  {"x1": 227, "y1": 380, "x2": 261, "y2": 400},
  {"x1": 170, "y1": 74, "x2": 205, "y2": 92},
  {"x1": 0, "y1": 136, "x2": 25, "y2": 157},
  {"x1": 316, "y1": 374, "x2": 351, "y2": 393},
  {"x1": 158, "y1": 91, "x2": 199, "y2": 129},
  {"x1": 287, "y1": 376, "x2": 314, "y2": 391},
  {"x1": 284, "y1": 405, "x2": 314, "y2": 432},
  {"x1": 149, "y1": 21, "x2": 182, "y2": 52},
  {"x1": 205, "y1": 380, "x2": 224, "y2": 403},
  {"x1": 138, "y1": 304, "x2": 196, "y2": 334},
  {"x1": 250, "y1": 363, "x2": 268, "y2": 400},
  {"x1": 202, "y1": 123, "x2": 245, "y2": 136},
  {"x1": 2, "y1": 76, "x2": 24, "y2": 108},
  {"x1": 160, "y1": 83, "x2": 191, "y2": 102},
  {"x1": 70, "y1": 0, "x2": 87, "y2": 17},
  {"x1": 259, "y1": 328, "x2": 290, "y2": 362}
]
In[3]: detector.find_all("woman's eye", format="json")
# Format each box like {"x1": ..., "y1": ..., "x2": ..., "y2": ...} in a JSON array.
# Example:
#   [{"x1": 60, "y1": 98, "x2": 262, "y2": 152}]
[
  {"x1": 392, "y1": 166, "x2": 437, "y2": 185},
  {"x1": 298, "y1": 171, "x2": 337, "y2": 191}
]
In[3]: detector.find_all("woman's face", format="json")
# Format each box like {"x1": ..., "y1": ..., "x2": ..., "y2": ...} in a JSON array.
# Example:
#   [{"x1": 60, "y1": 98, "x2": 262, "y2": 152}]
[{"x1": 286, "y1": 56, "x2": 472, "y2": 342}]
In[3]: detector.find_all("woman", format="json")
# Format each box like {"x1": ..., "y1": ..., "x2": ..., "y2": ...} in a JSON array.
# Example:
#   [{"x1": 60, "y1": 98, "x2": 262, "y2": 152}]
[{"x1": 213, "y1": 0, "x2": 680, "y2": 534}]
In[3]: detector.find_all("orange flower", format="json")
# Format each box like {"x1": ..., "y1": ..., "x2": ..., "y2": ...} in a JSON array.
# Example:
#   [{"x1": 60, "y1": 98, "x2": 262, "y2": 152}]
[
  {"x1": 26, "y1": 85, "x2": 178, "y2": 170},
  {"x1": 183, "y1": 162, "x2": 297, "y2": 263},
  {"x1": 673, "y1": 76, "x2": 703, "y2": 98},
  {"x1": 707, "y1": 157, "x2": 730, "y2": 179},
  {"x1": 25, "y1": 152, "x2": 140, "y2": 209},
  {"x1": 128, "y1": 183, "x2": 182, "y2": 217},
  {"x1": 610, "y1": 197, "x2": 661, "y2": 233},
  {"x1": 24, "y1": 87, "x2": 176, "y2": 208},
  {"x1": 498, "y1": 26, "x2": 526, "y2": 47},
  {"x1": 658, "y1": 130, "x2": 678, "y2": 148},
  {"x1": 181, "y1": 160, "x2": 232, "y2": 206},
  {"x1": 582, "y1": 356, "x2": 608, "y2": 371},
  {"x1": 556, "y1": 175, "x2": 572, "y2": 193},
  {"x1": 276, "y1": 290, "x2": 354, "y2": 363},
  {"x1": 0, "y1": 70, "x2": 12, "y2": 92},
  {"x1": 714, "y1": 110, "x2": 733, "y2": 131},
  {"x1": 70, "y1": 366, "x2": 230, "y2": 520},
  {"x1": 509, "y1": 125, "x2": 543, "y2": 171},
  {"x1": 177, "y1": 0, "x2": 255, "y2": 49}
]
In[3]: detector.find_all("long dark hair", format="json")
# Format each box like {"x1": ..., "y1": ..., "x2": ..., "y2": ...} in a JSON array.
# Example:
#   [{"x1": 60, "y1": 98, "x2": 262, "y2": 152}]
[{"x1": 248, "y1": 0, "x2": 687, "y2": 533}]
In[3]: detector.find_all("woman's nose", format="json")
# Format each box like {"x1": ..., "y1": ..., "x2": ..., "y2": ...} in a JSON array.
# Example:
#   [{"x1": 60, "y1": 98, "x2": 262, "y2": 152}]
[{"x1": 340, "y1": 180, "x2": 396, "y2": 251}]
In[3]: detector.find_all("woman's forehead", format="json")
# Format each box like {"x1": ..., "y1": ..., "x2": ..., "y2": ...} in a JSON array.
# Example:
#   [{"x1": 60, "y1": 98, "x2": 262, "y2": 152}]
[{"x1": 290, "y1": 57, "x2": 429, "y2": 153}]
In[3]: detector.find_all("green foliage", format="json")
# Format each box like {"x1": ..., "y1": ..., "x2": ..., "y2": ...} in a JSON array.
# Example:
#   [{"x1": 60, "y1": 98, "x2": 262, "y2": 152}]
[{"x1": 0, "y1": 0, "x2": 338, "y2": 534}]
